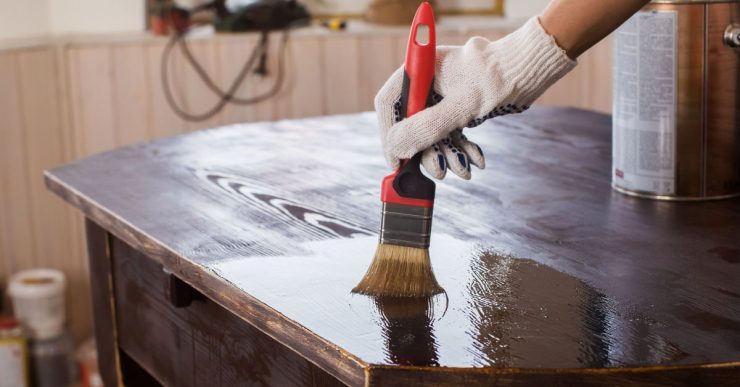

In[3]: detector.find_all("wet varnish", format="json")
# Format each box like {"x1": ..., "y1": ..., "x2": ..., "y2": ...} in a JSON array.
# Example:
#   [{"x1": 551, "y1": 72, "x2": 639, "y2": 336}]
[
  {"x1": 46, "y1": 108, "x2": 740, "y2": 385},
  {"x1": 212, "y1": 237, "x2": 694, "y2": 368}
]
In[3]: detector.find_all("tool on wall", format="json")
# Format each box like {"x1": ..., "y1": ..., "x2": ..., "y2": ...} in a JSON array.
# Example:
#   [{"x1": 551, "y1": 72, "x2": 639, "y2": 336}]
[
  {"x1": 321, "y1": 18, "x2": 347, "y2": 31},
  {"x1": 161, "y1": 0, "x2": 310, "y2": 122},
  {"x1": 353, "y1": 2, "x2": 443, "y2": 298}
]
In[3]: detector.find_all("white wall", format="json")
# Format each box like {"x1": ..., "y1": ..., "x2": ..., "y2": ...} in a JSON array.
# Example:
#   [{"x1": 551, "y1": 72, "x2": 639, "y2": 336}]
[
  {"x1": 48, "y1": 0, "x2": 145, "y2": 35},
  {"x1": 504, "y1": 0, "x2": 550, "y2": 18},
  {"x1": 0, "y1": 0, "x2": 144, "y2": 40},
  {"x1": 307, "y1": 0, "x2": 509, "y2": 15},
  {"x1": 0, "y1": 0, "x2": 49, "y2": 40},
  {"x1": 0, "y1": 0, "x2": 549, "y2": 41}
]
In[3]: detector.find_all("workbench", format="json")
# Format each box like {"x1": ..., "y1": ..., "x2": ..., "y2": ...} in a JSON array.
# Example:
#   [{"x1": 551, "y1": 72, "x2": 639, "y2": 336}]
[{"x1": 46, "y1": 108, "x2": 740, "y2": 386}]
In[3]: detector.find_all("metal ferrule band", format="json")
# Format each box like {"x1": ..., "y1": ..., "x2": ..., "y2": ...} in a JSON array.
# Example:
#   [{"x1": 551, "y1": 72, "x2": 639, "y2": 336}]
[{"x1": 379, "y1": 202, "x2": 433, "y2": 248}]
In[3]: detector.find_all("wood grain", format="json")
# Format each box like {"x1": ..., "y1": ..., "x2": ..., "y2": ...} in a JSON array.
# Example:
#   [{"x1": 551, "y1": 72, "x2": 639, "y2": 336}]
[
  {"x1": 44, "y1": 168, "x2": 368, "y2": 386},
  {"x1": 46, "y1": 108, "x2": 740, "y2": 385}
]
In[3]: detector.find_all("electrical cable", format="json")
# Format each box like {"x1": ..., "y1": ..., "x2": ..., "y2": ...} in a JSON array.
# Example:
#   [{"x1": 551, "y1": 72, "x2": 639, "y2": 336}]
[
  {"x1": 177, "y1": 29, "x2": 288, "y2": 104},
  {"x1": 161, "y1": 27, "x2": 290, "y2": 122}
]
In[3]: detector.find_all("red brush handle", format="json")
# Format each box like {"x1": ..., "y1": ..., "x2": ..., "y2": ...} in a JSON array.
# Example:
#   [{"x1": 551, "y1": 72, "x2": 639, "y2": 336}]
[
  {"x1": 404, "y1": 2, "x2": 436, "y2": 118},
  {"x1": 380, "y1": 2, "x2": 436, "y2": 208}
]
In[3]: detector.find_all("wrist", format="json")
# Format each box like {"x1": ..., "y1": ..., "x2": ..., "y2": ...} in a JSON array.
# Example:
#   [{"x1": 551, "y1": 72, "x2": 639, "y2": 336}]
[{"x1": 489, "y1": 16, "x2": 577, "y2": 104}]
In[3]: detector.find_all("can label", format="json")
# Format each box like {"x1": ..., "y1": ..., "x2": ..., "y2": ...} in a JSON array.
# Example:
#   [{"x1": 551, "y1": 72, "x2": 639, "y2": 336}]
[
  {"x1": 613, "y1": 10, "x2": 678, "y2": 195},
  {"x1": 0, "y1": 337, "x2": 29, "y2": 387}
]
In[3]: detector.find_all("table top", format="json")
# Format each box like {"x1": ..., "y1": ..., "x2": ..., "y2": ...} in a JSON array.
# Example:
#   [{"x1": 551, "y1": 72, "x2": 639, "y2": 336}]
[{"x1": 46, "y1": 108, "x2": 740, "y2": 385}]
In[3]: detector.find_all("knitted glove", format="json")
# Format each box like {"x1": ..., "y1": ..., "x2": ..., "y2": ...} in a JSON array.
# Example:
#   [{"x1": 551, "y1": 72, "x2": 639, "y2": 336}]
[{"x1": 375, "y1": 16, "x2": 577, "y2": 180}]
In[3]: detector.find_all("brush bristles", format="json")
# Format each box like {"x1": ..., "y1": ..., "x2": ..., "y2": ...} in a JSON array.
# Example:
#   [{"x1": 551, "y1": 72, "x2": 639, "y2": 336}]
[{"x1": 352, "y1": 243, "x2": 443, "y2": 297}]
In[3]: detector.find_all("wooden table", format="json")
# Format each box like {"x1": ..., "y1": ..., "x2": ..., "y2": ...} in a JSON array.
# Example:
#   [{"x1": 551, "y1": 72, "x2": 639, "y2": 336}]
[{"x1": 46, "y1": 108, "x2": 740, "y2": 386}]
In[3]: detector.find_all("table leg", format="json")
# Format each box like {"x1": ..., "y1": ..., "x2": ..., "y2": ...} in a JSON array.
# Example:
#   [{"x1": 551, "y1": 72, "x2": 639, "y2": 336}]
[{"x1": 85, "y1": 218, "x2": 124, "y2": 387}]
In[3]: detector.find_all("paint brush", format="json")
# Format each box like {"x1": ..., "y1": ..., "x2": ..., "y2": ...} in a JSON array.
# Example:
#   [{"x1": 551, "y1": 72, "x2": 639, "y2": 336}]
[{"x1": 353, "y1": 2, "x2": 443, "y2": 298}]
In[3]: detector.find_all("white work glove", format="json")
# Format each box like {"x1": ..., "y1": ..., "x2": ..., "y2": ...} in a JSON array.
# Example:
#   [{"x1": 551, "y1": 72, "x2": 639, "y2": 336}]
[{"x1": 376, "y1": 17, "x2": 576, "y2": 180}]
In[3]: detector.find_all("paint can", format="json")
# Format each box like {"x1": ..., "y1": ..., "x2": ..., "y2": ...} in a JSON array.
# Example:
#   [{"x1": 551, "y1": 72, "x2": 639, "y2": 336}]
[
  {"x1": 0, "y1": 317, "x2": 29, "y2": 387},
  {"x1": 612, "y1": 0, "x2": 740, "y2": 200},
  {"x1": 8, "y1": 269, "x2": 66, "y2": 340}
]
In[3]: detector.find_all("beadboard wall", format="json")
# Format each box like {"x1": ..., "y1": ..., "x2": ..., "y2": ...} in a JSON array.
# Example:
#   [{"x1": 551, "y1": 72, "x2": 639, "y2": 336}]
[{"x1": 0, "y1": 21, "x2": 613, "y2": 341}]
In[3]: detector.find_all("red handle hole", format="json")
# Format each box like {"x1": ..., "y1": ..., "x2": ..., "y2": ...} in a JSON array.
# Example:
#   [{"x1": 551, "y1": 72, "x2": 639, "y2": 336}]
[{"x1": 415, "y1": 24, "x2": 430, "y2": 46}]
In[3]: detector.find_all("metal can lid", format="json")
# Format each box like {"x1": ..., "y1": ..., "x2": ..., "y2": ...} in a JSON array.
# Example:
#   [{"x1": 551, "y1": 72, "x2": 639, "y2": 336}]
[
  {"x1": 651, "y1": 0, "x2": 740, "y2": 3},
  {"x1": 8, "y1": 268, "x2": 66, "y2": 300}
]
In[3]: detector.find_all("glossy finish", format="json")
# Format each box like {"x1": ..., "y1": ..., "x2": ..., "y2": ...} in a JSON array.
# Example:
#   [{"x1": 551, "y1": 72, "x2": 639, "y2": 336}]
[{"x1": 46, "y1": 108, "x2": 740, "y2": 385}]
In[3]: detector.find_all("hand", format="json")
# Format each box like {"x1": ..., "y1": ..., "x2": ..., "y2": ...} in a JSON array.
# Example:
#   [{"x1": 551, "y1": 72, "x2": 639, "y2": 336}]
[{"x1": 375, "y1": 17, "x2": 576, "y2": 180}]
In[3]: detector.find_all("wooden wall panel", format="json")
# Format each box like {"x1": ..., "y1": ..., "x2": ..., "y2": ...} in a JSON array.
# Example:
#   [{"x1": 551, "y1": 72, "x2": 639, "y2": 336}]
[
  {"x1": 255, "y1": 32, "x2": 287, "y2": 121},
  {"x1": 68, "y1": 47, "x2": 118, "y2": 156},
  {"x1": 438, "y1": 29, "x2": 469, "y2": 45},
  {"x1": 465, "y1": 28, "x2": 508, "y2": 41},
  {"x1": 181, "y1": 40, "x2": 222, "y2": 131},
  {"x1": 216, "y1": 33, "x2": 283, "y2": 124},
  {"x1": 538, "y1": 35, "x2": 613, "y2": 113},
  {"x1": 16, "y1": 48, "x2": 91, "y2": 340},
  {"x1": 0, "y1": 25, "x2": 615, "y2": 340},
  {"x1": 583, "y1": 35, "x2": 613, "y2": 114},
  {"x1": 287, "y1": 36, "x2": 324, "y2": 119},
  {"x1": 218, "y1": 36, "x2": 258, "y2": 125},
  {"x1": 271, "y1": 33, "x2": 294, "y2": 121},
  {"x1": 16, "y1": 48, "x2": 66, "y2": 269},
  {"x1": 539, "y1": 68, "x2": 584, "y2": 107},
  {"x1": 55, "y1": 44, "x2": 94, "y2": 344},
  {"x1": 146, "y1": 42, "x2": 188, "y2": 138},
  {"x1": 0, "y1": 52, "x2": 36, "y2": 276},
  {"x1": 322, "y1": 36, "x2": 361, "y2": 114},
  {"x1": 359, "y1": 36, "x2": 399, "y2": 111},
  {"x1": 112, "y1": 45, "x2": 152, "y2": 147}
]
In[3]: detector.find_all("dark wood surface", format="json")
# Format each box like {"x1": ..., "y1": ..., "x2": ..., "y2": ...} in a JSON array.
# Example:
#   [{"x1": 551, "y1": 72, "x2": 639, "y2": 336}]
[{"x1": 46, "y1": 108, "x2": 740, "y2": 385}]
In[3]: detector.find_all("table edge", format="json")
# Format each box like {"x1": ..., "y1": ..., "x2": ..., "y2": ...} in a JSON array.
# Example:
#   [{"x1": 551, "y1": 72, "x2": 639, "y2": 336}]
[{"x1": 44, "y1": 171, "x2": 368, "y2": 387}]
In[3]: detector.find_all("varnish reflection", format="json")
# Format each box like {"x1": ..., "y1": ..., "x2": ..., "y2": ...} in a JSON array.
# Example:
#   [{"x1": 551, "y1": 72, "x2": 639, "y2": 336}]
[
  {"x1": 463, "y1": 251, "x2": 683, "y2": 367},
  {"x1": 372, "y1": 295, "x2": 446, "y2": 366}
]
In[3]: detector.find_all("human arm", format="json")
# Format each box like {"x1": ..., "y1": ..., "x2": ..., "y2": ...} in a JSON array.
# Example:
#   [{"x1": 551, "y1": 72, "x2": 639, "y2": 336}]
[{"x1": 540, "y1": 0, "x2": 650, "y2": 59}]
